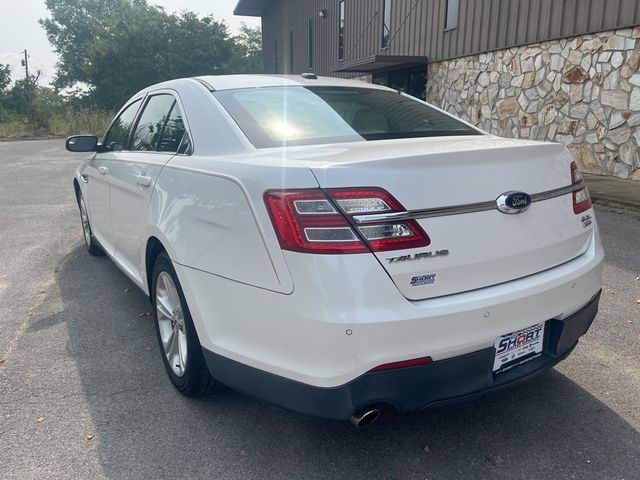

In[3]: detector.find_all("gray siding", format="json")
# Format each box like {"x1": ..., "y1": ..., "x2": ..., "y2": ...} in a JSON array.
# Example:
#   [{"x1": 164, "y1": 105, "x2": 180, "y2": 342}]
[
  {"x1": 431, "y1": 0, "x2": 640, "y2": 61},
  {"x1": 262, "y1": 0, "x2": 347, "y2": 75},
  {"x1": 259, "y1": 0, "x2": 640, "y2": 75}
]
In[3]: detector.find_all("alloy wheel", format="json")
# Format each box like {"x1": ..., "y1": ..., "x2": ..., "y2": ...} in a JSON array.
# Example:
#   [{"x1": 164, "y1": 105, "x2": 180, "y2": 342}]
[
  {"x1": 155, "y1": 271, "x2": 188, "y2": 377},
  {"x1": 79, "y1": 197, "x2": 92, "y2": 247}
]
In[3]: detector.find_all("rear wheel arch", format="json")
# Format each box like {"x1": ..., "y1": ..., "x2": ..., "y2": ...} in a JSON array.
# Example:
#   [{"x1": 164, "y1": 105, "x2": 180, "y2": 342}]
[
  {"x1": 151, "y1": 251, "x2": 222, "y2": 396},
  {"x1": 145, "y1": 236, "x2": 166, "y2": 298}
]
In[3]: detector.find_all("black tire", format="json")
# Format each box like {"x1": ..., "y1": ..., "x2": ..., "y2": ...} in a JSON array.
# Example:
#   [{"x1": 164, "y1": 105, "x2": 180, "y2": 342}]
[
  {"x1": 151, "y1": 252, "x2": 222, "y2": 396},
  {"x1": 77, "y1": 192, "x2": 104, "y2": 256}
]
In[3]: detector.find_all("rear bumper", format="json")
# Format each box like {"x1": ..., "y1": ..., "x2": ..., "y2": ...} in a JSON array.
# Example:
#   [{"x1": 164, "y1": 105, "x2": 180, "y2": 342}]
[
  {"x1": 203, "y1": 292, "x2": 599, "y2": 420},
  {"x1": 180, "y1": 230, "x2": 603, "y2": 389}
]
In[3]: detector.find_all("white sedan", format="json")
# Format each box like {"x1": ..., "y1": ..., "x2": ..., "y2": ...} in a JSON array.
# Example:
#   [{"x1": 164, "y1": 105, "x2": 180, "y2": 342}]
[{"x1": 68, "y1": 74, "x2": 603, "y2": 427}]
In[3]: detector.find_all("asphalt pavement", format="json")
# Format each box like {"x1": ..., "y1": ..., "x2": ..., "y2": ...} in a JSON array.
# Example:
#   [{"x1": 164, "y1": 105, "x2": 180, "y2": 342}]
[
  {"x1": 0, "y1": 139, "x2": 638, "y2": 480},
  {"x1": 584, "y1": 173, "x2": 640, "y2": 212}
]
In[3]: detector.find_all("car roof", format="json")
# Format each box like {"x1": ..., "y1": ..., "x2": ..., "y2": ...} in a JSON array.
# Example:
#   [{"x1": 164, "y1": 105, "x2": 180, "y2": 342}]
[{"x1": 191, "y1": 74, "x2": 394, "y2": 92}]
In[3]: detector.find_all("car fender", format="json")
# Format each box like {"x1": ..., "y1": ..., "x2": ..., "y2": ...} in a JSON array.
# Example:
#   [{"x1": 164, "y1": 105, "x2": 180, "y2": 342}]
[
  {"x1": 138, "y1": 224, "x2": 180, "y2": 297},
  {"x1": 73, "y1": 160, "x2": 90, "y2": 199}
]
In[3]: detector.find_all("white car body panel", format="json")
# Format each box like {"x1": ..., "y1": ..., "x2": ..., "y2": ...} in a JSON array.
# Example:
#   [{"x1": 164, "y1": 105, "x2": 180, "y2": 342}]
[
  {"x1": 246, "y1": 137, "x2": 595, "y2": 300},
  {"x1": 109, "y1": 150, "x2": 171, "y2": 285},
  {"x1": 83, "y1": 151, "x2": 116, "y2": 255},
  {"x1": 176, "y1": 236, "x2": 602, "y2": 387},
  {"x1": 149, "y1": 156, "x2": 315, "y2": 293},
  {"x1": 72, "y1": 74, "x2": 603, "y2": 399}
]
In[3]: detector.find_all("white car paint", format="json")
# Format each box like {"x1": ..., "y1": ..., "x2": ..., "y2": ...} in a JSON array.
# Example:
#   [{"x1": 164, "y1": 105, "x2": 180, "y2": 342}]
[{"x1": 73, "y1": 74, "x2": 603, "y2": 393}]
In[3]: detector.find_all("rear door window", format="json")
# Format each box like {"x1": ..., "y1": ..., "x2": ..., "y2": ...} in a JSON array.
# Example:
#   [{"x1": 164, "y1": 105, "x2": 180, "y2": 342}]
[
  {"x1": 158, "y1": 102, "x2": 187, "y2": 153},
  {"x1": 130, "y1": 94, "x2": 176, "y2": 151}
]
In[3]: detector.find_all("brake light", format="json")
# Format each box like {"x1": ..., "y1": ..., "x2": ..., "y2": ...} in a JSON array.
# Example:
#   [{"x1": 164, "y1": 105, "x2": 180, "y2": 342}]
[
  {"x1": 326, "y1": 188, "x2": 430, "y2": 252},
  {"x1": 264, "y1": 189, "x2": 367, "y2": 254},
  {"x1": 264, "y1": 187, "x2": 430, "y2": 254},
  {"x1": 571, "y1": 161, "x2": 592, "y2": 214}
]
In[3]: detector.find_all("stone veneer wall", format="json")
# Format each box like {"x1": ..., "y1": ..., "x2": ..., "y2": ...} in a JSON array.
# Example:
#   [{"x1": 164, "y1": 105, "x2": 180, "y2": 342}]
[{"x1": 426, "y1": 26, "x2": 640, "y2": 181}]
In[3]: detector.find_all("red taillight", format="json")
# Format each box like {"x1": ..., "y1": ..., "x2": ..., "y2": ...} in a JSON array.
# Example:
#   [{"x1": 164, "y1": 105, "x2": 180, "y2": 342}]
[
  {"x1": 264, "y1": 189, "x2": 367, "y2": 254},
  {"x1": 325, "y1": 188, "x2": 431, "y2": 252},
  {"x1": 571, "y1": 161, "x2": 592, "y2": 214},
  {"x1": 370, "y1": 355, "x2": 433, "y2": 372},
  {"x1": 264, "y1": 187, "x2": 430, "y2": 254}
]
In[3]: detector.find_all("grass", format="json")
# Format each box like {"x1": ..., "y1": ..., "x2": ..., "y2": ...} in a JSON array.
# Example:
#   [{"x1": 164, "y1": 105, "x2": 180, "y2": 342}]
[{"x1": 0, "y1": 109, "x2": 114, "y2": 139}]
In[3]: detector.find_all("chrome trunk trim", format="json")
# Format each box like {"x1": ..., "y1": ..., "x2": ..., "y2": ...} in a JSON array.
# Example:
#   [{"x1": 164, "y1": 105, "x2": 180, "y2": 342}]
[{"x1": 352, "y1": 182, "x2": 585, "y2": 224}]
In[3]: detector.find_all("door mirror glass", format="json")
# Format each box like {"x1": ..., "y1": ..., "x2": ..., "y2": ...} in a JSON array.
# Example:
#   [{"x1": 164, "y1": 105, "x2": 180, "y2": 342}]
[{"x1": 66, "y1": 135, "x2": 98, "y2": 152}]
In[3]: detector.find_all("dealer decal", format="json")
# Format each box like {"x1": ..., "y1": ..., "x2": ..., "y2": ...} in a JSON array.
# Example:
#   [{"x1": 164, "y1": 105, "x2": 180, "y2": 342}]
[
  {"x1": 495, "y1": 324, "x2": 543, "y2": 355},
  {"x1": 409, "y1": 273, "x2": 437, "y2": 287}
]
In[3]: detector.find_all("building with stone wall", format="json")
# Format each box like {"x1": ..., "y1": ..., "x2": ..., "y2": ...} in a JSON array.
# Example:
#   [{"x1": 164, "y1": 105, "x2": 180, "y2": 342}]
[
  {"x1": 235, "y1": 0, "x2": 640, "y2": 181},
  {"x1": 427, "y1": 28, "x2": 640, "y2": 181}
]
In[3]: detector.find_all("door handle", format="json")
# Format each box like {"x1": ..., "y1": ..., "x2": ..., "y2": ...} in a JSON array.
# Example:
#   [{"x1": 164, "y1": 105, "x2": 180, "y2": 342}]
[
  {"x1": 136, "y1": 175, "x2": 153, "y2": 187},
  {"x1": 98, "y1": 166, "x2": 108, "y2": 175}
]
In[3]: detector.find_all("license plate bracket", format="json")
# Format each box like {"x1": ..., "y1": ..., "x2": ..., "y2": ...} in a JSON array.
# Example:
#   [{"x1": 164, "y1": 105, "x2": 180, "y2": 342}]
[{"x1": 493, "y1": 323, "x2": 545, "y2": 374}]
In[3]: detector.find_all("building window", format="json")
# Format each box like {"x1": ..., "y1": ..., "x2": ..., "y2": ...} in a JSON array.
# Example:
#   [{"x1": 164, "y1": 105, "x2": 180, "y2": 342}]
[
  {"x1": 275, "y1": 41, "x2": 279, "y2": 73},
  {"x1": 382, "y1": 0, "x2": 391, "y2": 48},
  {"x1": 308, "y1": 18, "x2": 314, "y2": 70},
  {"x1": 444, "y1": 0, "x2": 458, "y2": 31},
  {"x1": 289, "y1": 31, "x2": 294, "y2": 72},
  {"x1": 372, "y1": 65, "x2": 426, "y2": 100},
  {"x1": 338, "y1": 1, "x2": 345, "y2": 60}
]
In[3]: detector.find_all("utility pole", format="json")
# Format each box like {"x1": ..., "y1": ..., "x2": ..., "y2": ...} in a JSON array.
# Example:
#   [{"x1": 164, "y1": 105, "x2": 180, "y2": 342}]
[{"x1": 21, "y1": 49, "x2": 29, "y2": 80}]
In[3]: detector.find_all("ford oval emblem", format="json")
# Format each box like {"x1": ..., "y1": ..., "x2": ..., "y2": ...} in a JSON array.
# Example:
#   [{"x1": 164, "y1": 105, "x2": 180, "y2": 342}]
[{"x1": 496, "y1": 191, "x2": 532, "y2": 214}]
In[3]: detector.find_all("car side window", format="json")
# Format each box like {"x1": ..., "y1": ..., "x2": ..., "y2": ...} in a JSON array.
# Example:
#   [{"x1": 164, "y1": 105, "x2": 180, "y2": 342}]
[
  {"x1": 103, "y1": 99, "x2": 142, "y2": 152},
  {"x1": 158, "y1": 101, "x2": 187, "y2": 153},
  {"x1": 176, "y1": 131, "x2": 192, "y2": 155},
  {"x1": 130, "y1": 94, "x2": 176, "y2": 151}
]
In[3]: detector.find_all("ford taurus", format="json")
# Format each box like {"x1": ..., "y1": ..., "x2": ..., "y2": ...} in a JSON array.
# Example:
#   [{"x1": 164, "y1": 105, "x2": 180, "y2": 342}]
[{"x1": 67, "y1": 74, "x2": 603, "y2": 427}]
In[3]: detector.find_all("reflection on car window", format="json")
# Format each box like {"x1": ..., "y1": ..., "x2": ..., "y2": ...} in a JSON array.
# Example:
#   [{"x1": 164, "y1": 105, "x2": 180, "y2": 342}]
[
  {"x1": 131, "y1": 95, "x2": 175, "y2": 151},
  {"x1": 215, "y1": 87, "x2": 359, "y2": 148},
  {"x1": 177, "y1": 131, "x2": 192, "y2": 155},
  {"x1": 214, "y1": 86, "x2": 480, "y2": 148},
  {"x1": 103, "y1": 99, "x2": 141, "y2": 151},
  {"x1": 158, "y1": 102, "x2": 187, "y2": 152}
]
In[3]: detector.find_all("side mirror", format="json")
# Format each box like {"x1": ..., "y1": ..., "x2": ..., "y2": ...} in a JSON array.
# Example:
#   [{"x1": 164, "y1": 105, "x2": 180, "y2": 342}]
[{"x1": 66, "y1": 135, "x2": 99, "y2": 152}]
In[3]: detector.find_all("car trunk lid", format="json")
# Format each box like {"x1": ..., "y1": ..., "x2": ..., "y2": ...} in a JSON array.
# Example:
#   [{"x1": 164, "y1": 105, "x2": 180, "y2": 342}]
[{"x1": 305, "y1": 136, "x2": 593, "y2": 300}]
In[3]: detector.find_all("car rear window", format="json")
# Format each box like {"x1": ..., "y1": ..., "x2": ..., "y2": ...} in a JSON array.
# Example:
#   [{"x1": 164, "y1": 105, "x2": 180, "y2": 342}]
[{"x1": 214, "y1": 86, "x2": 480, "y2": 148}]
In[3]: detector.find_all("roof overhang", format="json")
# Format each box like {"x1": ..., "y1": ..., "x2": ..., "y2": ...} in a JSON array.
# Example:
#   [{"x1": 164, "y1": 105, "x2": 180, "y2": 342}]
[
  {"x1": 333, "y1": 55, "x2": 428, "y2": 73},
  {"x1": 234, "y1": 0, "x2": 270, "y2": 17}
]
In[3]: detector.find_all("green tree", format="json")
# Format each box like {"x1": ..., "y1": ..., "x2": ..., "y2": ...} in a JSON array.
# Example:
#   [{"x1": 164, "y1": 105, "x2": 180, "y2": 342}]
[
  {"x1": 5, "y1": 79, "x2": 38, "y2": 117},
  {"x1": 41, "y1": 0, "x2": 235, "y2": 108},
  {"x1": 0, "y1": 64, "x2": 12, "y2": 123},
  {"x1": 41, "y1": 0, "x2": 130, "y2": 92},
  {"x1": 0, "y1": 62, "x2": 112, "y2": 138},
  {"x1": 4, "y1": 76, "x2": 63, "y2": 133},
  {"x1": 227, "y1": 25, "x2": 263, "y2": 74},
  {"x1": 0, "y1": 64, "x2": 10, "y2": 93}
]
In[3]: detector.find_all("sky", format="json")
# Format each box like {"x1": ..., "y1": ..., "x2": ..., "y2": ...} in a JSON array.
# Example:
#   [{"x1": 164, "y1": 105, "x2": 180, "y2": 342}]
[{"x1": 0, "y1": 0, "x2": 260, "y2": 85}]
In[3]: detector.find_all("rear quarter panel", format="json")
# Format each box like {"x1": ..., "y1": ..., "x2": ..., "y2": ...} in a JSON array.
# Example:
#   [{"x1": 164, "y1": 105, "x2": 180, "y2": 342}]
[{"x1": 148, "y1": 154, "x2": 320, "y2": 294}]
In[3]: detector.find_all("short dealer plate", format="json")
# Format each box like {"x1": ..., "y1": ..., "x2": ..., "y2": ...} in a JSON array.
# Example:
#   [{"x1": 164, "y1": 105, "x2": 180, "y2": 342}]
[{"x1": 493, "y1": 323, "x2": 545, "y2": 374}]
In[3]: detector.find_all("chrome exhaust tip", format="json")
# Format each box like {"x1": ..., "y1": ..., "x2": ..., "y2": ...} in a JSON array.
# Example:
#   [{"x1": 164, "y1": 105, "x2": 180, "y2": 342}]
[{"x1": 350, "y1": 408, "x2": 382, "y2": 428}]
